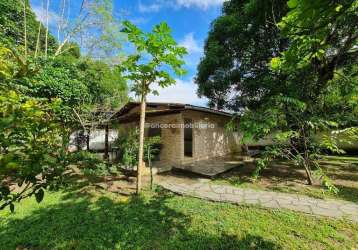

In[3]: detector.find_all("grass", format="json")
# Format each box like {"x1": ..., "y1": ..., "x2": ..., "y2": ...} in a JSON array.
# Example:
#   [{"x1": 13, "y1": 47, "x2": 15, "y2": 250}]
[
  {"x1": 0, "y1": 188, "x2": 358, "y2": 250},
  {"x1": 213, "y1": 155, "x2": 358, "y2": 203}
]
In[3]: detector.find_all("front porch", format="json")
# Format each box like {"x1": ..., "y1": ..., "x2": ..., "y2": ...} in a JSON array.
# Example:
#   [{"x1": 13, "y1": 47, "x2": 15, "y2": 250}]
[{"x1": 173, "y1": 155, "x2": 252, "y2": 177}]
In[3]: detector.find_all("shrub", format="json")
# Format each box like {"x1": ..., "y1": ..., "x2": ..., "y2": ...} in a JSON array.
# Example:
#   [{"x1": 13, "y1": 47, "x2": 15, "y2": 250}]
[{"x1": 114, "y1": 128, "x2": 161, "y2": 168}]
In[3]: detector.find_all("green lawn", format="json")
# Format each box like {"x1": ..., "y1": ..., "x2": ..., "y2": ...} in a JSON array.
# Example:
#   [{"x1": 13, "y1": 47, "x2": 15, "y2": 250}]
[
  {"x1": 214, "y1": 156, "x2": 358, "y2": 203},
  {"x1": 0, "y1": 188, "x2": 357, "y2": 250}
]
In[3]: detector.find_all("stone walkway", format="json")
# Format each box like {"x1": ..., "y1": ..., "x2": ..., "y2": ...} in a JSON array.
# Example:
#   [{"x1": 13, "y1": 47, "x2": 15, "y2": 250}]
[
  {"x1": 157, "y1": 177, "x2": 358, "y2": 222},
  {"x1": 174, "y1": 155, "x2": 246, "y2": 177}
]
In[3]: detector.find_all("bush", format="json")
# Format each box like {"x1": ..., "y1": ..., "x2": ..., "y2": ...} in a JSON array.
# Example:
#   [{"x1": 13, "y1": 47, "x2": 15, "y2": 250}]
[
  {"x1": 114, "y1": 128, "x2": 161, "y2": 168},
  {"x1": 0, "y1": 90, "x2": 65, "y2": 211},
  {"x1": 70, "y1": 151, "x2": 102, "y2": 168}
]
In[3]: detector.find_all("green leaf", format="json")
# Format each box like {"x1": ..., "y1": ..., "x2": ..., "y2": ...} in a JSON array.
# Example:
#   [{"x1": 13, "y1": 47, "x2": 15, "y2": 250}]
[
  {"x1": 270, "y1": 57, "x2": 281, "y2": 70},
  {"x1": 287, "y1": 0, "x2": 298, "y2": 9},
  {"x1": 35, "y1": 189, "x2": 44, "y2": 203},
  {"x1": 335, "y1": 4, "x2": 343, "y2": 12}
]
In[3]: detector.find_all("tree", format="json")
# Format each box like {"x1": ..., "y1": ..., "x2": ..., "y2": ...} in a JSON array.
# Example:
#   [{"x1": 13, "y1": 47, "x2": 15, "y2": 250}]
[
  {"x1": 196, "y1": 0, "x2": 357, "y2": 187},
  {"x1": 76, "y1": 59, "x2": 128, "y2": 109},
  {"x1": 259, "y1": 0, "x2": 358, "y2": 185},
  {"x1": 0, "y1": 0, "x2": 57, "y2": 54},
  {"x1": 0, "y1": 90, "x2": 66, "y2": 211},
  {"x1": 53, "y1": 0, "x2": 124, "y2": 63},
  {"x1": 0, "y1": 46, "x2": 67, "y2": 212},
  {"x1": 0, "y1": 0, "x2": 129, "y2": 210},
  {"x1": 196, "y1": 0, "x2": 288, "y2": 110},
  {"x1": 121, "y1": 21, "x2": 187, "y2": 193}
]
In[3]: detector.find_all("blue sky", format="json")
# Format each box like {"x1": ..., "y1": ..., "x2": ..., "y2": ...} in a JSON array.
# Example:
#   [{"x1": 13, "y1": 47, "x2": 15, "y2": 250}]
[{"x1": 29, "y1": 0, "x2": 226, "y2": 106}]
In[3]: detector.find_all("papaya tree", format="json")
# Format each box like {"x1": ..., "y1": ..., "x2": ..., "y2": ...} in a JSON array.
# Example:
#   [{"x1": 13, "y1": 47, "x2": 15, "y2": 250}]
[{"x1": 121, "y1": 21, "x2": 187, "y2": 193}]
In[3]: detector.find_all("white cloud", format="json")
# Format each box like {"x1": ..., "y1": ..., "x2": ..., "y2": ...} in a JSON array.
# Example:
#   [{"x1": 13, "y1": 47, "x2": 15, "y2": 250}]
[
  {"x1": 179, "y1": 33, "x2": 202, "y2": 54},
  {"x1": 175, "y1": 0, "x2": 226, "y2": 10},
  {"x1": 129, "y1": 16, "x2": 149, "y2": 25},
  {"x1": 32, "y1": 5, "x2": 59, "y2": 26},
  {"x1": 138, "y1": 0, "x2": 226, "y2": 13},
  {"x1": 179, "y1": 33, "x2": 203, "y2": 69},
  {"x1": 138, "y1": 1, "x2": 162, "y2": 13},
  {"x1": 146, "y1": 79, "x2": 207, "y2": 106}
]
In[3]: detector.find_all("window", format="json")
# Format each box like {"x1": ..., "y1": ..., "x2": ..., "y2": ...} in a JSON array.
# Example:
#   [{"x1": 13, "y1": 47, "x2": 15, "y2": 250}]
[
  {"x1": 148, "y1": 127, "x2": 161, "y2": 137},
  {"x1": 184, "y1": 119, "x2": 193, "y2": 157}
]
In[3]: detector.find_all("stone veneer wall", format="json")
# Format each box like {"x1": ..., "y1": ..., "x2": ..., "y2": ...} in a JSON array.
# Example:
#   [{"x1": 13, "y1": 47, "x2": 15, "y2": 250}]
[
  {"x1": 117, "y1": 113, "x2": 184, "y2": 172},
  {"x1": 146, "y1": 113, "x2": 183, "y2": 171},
  {"x1": 116, "y1": 110, "x2": 241, "y2": 173},
  {"x1": 181, "y1": 110, "x2": 241, "y2": 165}
]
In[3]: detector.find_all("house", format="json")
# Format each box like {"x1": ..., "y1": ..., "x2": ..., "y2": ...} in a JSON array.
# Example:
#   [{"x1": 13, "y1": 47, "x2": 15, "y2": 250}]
[{"x1": 110, "y1": 102, "x2": 242, "y2": 174}]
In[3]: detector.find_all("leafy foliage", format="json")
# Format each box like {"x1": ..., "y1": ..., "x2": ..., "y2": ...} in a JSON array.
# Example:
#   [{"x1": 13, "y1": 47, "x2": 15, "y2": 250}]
[
  {"x1": 196, "y1": 0, "x2": 288, "y2": 110},
  {"x1": 115, "y1": 128, "x2": 161, "y2": 168},
  {"x1": 0, "y1": 0, "x2": 57, "y2": 53},
  {"x1": 20, "y1": 55, "x2": 128, "y2": 109},
  {"x1": 0, "y1": 90, "x2": 66, "y2": 211},
  {"x1": 0, "y1": 0, "x2": 128, "y2": 210},
  {"x1": 121, "y1": 21, "x2": 187, "y2": 97},
  {"x1": 76, "y1": 58, "x2": 128, "y2": 108},
  {"x1": 198, "y1": 0, "x2": 358, "y2": 189}
]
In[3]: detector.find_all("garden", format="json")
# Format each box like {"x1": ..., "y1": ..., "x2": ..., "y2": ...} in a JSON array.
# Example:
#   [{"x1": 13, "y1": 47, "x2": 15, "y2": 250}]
[{"x1": 0, "y1": 0, "x2": 357, "y2": 249}]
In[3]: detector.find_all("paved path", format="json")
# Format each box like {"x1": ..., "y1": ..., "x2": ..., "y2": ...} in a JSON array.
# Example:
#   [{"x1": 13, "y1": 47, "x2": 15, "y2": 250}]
[
  {"x1": 175, "y1": 155, "x2": 246, "y2": 177},
  {"x1": 157, "y1": 177, "x2": 358, "y2": 222}
]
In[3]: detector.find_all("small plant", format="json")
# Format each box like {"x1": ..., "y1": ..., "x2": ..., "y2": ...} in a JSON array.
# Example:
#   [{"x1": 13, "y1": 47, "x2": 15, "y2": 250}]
[
  {"x1": 313, "y1": 167, "x2": 339, "y2": 195},
  {"x1": 115, "y1": 128, "x2": 140, "y2": 168},
  {"x1": 71, "y1": 151, "x2": 102, "y2": 168},
  {"x1": 81, "y1": 162, "x2": 109, "y2": 177},
  {"x1": 114, "y1": 128, "x2": 161, "y2": 169},
  {"x1": 108, "y1": 165, "x2": 121, "y2": 175}
]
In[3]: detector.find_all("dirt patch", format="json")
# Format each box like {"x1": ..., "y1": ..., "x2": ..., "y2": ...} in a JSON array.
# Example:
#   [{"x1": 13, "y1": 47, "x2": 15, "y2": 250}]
[
  {"x1": 212, "y1": 158, "x2": 358, "y2": 203},
  {"x1": 61, "y1": 167, "x2": 156, "y2": 196}
]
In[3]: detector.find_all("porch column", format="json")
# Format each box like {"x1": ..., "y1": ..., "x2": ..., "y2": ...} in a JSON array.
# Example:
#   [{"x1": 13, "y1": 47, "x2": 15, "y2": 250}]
[
  {"x1": 104, "y1": 124, "x2": 109, "y2": 160},
  {"x1": 86, "y1": 129, "x2": 90, "y2": 151}
]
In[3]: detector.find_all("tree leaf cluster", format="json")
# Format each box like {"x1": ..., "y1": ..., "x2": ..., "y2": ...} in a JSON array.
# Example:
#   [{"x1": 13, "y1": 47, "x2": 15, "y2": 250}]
[{"x1": 121, "y1": 21, "x2": 187, "y2": 97}]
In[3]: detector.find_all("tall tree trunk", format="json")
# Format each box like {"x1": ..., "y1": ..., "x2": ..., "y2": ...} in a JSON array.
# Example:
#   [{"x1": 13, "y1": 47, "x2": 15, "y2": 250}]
[
  {"x1": 45, "y1": 0, "x2": 50, "y2": 58},
  {"x1": 303, "y1": 147, "x2": 313, "y2": 185},
  {"x1": 301, "y1": 126, "x2": 313, "y2": 185},
  {"x1": 23, "y1": 0, "x2": 27, "y2": 60},
  {"x1": 35, "y1": 0, "x2": 45, "y2": 58},
  {"x1": 137, "y1": 95, "x2": 146, "y2": 194},
  {"x1": 34, "y1": 23, "x2": 41, "y2": 58},
  {"x1": 303, "y1": 163, "x2": 313, "y2": 185},
  {"x1": 148, "y1": 145, "x2": 153, "y2": 190}
]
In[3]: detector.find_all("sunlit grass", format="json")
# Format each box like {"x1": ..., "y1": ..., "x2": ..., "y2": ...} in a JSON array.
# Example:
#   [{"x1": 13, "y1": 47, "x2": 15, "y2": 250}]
[{"x1": 0, "y1": 188, "x2": 357, "y2": 250}]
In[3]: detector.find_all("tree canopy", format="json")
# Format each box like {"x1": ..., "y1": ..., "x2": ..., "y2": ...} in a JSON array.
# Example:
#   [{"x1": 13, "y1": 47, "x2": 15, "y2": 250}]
[
  {"x1": 196, "y1": 0, "x2": 288, "y2": 110},
  {"x1": 197, "y1": 0, "x2": 358, "y2": 186},
  {"x1": 0, "y1": 0, "x2": 128, "y2": 211},
  {"x1": 0, "y1": 0, "x2": 57, "y2": 53}
]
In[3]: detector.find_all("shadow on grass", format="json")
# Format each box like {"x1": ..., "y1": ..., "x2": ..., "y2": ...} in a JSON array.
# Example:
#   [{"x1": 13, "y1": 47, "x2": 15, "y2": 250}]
[
  {"x1": 334, "y1": 185, "x2": 358, "y2": 203},
  {"x1": 59, "y1": 168, "x2": 137, "y2": 196},
  {"x1": 0, "y1": 191, "x2": 282, "y2": 250},
  {"x1": 214, "y1": 160, "x2": 358, "y2": 204},
  {"x1": 215, "y1": 162, "x2": 309, "y2": 186}
]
